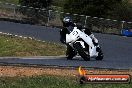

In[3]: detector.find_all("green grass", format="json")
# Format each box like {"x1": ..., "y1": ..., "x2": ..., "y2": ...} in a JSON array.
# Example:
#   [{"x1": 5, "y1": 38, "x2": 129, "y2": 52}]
[
  {"x1": 0, "y1": 75, "x2": 131, "y2": 88},
  {"x1": 0, "y1": 0, "x2": 19, "y2": 4},
  {"x1": 0, "y1": 34, "x2": 65, "y2": 56}
]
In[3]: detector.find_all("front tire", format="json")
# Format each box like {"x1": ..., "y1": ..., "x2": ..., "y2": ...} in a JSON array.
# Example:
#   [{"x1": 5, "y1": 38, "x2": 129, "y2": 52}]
[{"x1": 74, "y1": 42, "x2": 90, "y2": 61}]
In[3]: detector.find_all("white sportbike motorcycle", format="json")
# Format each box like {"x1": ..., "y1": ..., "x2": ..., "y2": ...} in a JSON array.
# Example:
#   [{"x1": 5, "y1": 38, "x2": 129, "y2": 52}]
[{"x1": 66, "y1": 27, "x2": 103, "y2": 61}]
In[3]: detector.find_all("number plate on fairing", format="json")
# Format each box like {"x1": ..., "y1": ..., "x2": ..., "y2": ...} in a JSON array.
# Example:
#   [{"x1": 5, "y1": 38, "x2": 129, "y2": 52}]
[{"x1": 71, "y1": 30, "x2": 78, "y2": 37}]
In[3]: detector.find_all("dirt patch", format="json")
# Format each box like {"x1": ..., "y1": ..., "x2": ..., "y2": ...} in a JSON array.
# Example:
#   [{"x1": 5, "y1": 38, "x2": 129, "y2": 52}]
[
  {"x1": 0, "y1": 66, "x2": 77, "y2": 77},
  {"x1": 0, "y1": 66, "x2": 132, "y2": 77}
]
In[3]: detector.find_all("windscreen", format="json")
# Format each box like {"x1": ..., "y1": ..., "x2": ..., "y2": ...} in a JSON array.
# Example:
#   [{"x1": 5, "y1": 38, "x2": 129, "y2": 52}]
[{"x1": 66, "y1": 26, "x2": 74, "y2": 33}]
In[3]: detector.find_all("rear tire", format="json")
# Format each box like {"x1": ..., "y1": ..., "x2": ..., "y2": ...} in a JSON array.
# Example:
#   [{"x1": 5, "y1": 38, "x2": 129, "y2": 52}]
[{"x1": 74, "y1": 42, "x2": 90, "y2": 61}]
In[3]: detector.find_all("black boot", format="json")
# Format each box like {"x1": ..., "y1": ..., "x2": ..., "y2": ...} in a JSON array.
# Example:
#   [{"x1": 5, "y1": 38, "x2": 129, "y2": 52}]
[{"x1": 66, "y1": 45, "x2": 77, "y2": 60}]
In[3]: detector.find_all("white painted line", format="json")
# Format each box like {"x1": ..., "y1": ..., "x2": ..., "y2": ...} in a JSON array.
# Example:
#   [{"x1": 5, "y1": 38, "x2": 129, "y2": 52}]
[
  {"x1": 99, "y1": 18, "x2": 104, "y2": 20},
  {"x1": 73, "y1": 14, "x2": 78, "y2": 16},
  {"x1": 80, "y1": 15, "x2": 85, "y2": 16},
  {"x1": 7, "y1": 33, "x2": 11, "y2": 35},
  {"x1": 87, "y1": 16, "x2": 91, "y2": 18},
  {"x1": 37, "y1": 40, "x2": 41, "y2": 42},
  {"x1": 41, "y1": 9, "x2": 45, "y2": 11},
  {"x1": 60, "y1": 12, "x2": 64, "y2": 14},
  {"x1": 49, "y1": 10, "x2": 53, "y2": 12},
  {"x1": 93, "y1": 17, "x2": 98, "y2": 19},
  {"x1": 35, "y1": 8, "x2": 39, "y2": 10},
  {"x1": 121, "y1": 21, "x2": 126, "y2": 23},
  {"x1": 17, "y1": 5, "x2": 21, "y2": 7},
  {"x1": 0, "y1": 56, "x2": 67, "y2": 60},
  {"x1": 3, "y1": 33, "x2": 7, "y2": 35},
  {"x1": 106, "y1": 19, "x2": 111, "y2": 21},
  {"x1": 19, "y1": 36, "x2": 23, "y2": 38},
  {"x1": 22, "y1": 6, "x2": 27, "y2": 8},
  {"x1": 11, "y1": 4, "x2": 15, "y2": 6},
  {"x1": 127, "y1": 22, "x2": 132, "y2": 24},
  {"x1": 29, "y1": 7, "x2": 33, "y2": 9},
  {"x1": 23, "y1": 37, "x2": 27, "y2": 39},
  {"x1": 55, "y1": 11, "x2": 59, "y2": 13},
  {"x1": 0, "y1": 32, "x2": 46, "y2": 45},
  {"x1": 66, "y1": 13, "x2": 70, "y2": 14},
  {"x1": 113, "y1": 20, "x2": 117, "y2": 22},
  {"x1": 28, "y1": 37, "x2": 33, "y2": 39}
]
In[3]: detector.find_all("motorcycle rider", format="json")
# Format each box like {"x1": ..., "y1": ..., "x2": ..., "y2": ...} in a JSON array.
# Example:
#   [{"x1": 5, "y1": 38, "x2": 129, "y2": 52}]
[
  {"x1": 60, "y1": 16, "x2": 77, "y2": 59},
  {"x1": 60, "y1": 16, "x2": 75, "y2": 43},
  {"x1": 60, "y1": 16, "x2": 100, "y2": 59}
]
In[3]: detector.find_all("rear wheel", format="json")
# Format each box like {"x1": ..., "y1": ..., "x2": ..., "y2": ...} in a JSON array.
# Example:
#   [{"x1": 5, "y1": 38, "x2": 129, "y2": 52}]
[{"x1": 74, "y1": 42, "x2": 90, "y2": 61}]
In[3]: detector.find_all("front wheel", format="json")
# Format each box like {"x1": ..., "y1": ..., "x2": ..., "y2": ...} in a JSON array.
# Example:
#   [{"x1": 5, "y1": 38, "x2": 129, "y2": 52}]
[{"x1": 74, "y1": 42, "x2": 90, "y2": 61}]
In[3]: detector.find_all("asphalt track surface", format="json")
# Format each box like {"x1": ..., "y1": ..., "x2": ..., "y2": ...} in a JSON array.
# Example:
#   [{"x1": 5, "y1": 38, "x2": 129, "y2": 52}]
[{"x1": 0, "y1": 21, "x2": 132, "y2": 69}]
